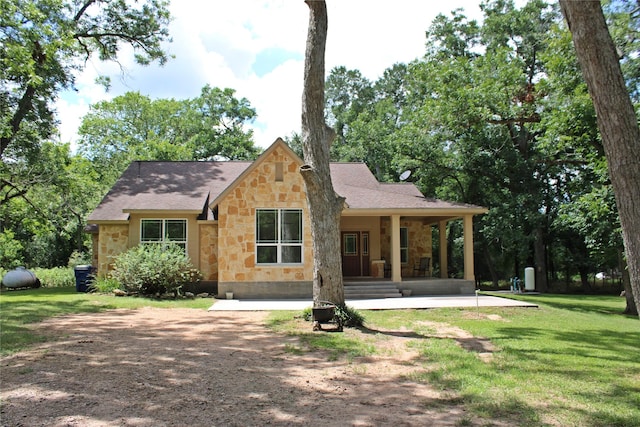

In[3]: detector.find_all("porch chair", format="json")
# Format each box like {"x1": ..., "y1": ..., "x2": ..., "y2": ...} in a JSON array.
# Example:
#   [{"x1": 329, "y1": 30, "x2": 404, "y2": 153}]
[{"x1": 413, "y1": 257, "x2": 431, "y2": 277}]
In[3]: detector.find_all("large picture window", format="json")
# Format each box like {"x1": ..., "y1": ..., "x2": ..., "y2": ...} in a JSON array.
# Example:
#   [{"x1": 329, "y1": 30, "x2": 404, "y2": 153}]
[
  {"x1": 141, "y1": 219, "x2": 187, "y2": 250},
  {"x1": 256, "y1": 209, "x2": 303, "y2": 264}
]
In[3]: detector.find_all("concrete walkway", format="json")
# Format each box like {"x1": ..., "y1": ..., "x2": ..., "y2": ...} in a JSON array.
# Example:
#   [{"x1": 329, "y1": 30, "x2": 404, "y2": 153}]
[{"x1": 209, "y1": 293, "x2": 538, "y2": 311}]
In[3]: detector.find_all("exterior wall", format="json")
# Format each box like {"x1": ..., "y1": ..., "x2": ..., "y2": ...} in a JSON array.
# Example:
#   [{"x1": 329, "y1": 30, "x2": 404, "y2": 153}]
[
  {"x1": 198, "y1": 222, "x2": 218, "y2": 282},
  {"x1": 217, "y1": 145, "x2": 313, "y2": 296},
  {"x1": 90, "y1": 233, "x2": 99, "y2": 267},
  {"x1": 380, "y1": 217, "x2": 433, "y2": 276},
  {"x1": 97, "y1": 224, "x2": 129, "y2": 276}
]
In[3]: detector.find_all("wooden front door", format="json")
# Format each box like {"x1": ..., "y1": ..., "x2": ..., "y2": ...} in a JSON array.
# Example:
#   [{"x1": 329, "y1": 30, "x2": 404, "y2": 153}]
[{"x1": 341, "y1": 232, "x2": 370, "y2": 277}]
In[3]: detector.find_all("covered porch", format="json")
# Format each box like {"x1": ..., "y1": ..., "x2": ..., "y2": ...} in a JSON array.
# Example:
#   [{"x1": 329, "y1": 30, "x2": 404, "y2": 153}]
[{"x1": 341, "y1": 209, "x2": 486, "y2": 293}]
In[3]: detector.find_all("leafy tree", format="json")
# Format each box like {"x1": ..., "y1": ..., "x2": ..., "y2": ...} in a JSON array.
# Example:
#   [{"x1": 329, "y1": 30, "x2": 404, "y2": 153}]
[
  {"x1": 77, "y1": 87, "x2": 260, "y2": 186},
  {"x1": 323, "y1": 0, "x2": 633, "y2": 294},
  {"x1": 0, "y1": 0, "x2": 171, "y2": 267},
  {"x1": 1, "y1": 0, "x2": 171, "y2": 160}
]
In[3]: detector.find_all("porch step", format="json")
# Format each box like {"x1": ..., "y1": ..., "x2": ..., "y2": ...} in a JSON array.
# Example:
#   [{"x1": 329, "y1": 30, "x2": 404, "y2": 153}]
[{"x1": 344, "y1": 283, "x2": 402, "y2": 299}]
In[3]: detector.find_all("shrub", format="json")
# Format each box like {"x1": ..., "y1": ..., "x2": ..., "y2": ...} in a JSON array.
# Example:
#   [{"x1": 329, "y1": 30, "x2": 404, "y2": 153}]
[
  {"x1": 110, "y1": 244, "x2": 199, "y2": 296},
  {"x1": 93, "y1": 276, "x2": 121, "y2": 293},
  {"x1": 32, "y1": 267, "x2": 75, "y2": 288},
  {"x1": 335, "y1": 304, "x2": 365, "y2": 327}
]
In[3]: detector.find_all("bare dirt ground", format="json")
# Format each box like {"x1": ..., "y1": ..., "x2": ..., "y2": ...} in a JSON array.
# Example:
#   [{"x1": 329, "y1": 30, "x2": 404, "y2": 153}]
[{"x1": 1, "y1": 307, "x2": 503, "y2": 427}]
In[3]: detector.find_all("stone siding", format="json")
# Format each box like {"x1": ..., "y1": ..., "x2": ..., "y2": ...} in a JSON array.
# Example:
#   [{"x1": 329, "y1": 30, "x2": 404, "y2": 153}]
[
  {"x1": 97, "y1": 224, "x2": 129, "y2": 276},
  {"x1": 217, "y1": 146, "x2": 313, "y2": 287},
  {"x1": 381, "y1": 218, "x2": 433, "y2": 276},
  {"x1": 199, "y1": 222, "x2": 218, "y2": 281}
]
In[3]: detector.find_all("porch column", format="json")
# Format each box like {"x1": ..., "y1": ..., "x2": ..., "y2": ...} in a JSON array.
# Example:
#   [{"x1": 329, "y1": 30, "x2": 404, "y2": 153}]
[
  {"x1": 463, "y1": 215, "x2": 475, "y2": 281},
  {"x1": 391, "y1": 214, "x2": 402, "y2": 282},
  {"x1": 439, "y1": 220, "x2": 448, "y2": 279}
]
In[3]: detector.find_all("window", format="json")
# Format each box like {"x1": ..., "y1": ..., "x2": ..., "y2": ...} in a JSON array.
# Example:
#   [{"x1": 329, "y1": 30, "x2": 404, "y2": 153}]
[
  {"x1": 256, "y1": 209, "x2": 302, "y2": 264},
  {"x1": 141, "y1": 219, "x2": 187, "y2": 250},
  {"x1": 400, "y1": 227, "x2": 408, "y2": 264},
  {"x1": 343, "y1": 233, "x2": 358, "y2": 255}
]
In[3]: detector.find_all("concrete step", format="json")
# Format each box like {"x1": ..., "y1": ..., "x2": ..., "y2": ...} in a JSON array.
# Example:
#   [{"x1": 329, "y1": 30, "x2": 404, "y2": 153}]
[
  {"x1": 346, "y1": 293, "x2": 403, "y2": 300},
  {"x1": 344, "y1": 283, "x2": 401, "y2": 299},
  {"x1": 344, "y1": 285, "x2": 398, "y2": 292}
]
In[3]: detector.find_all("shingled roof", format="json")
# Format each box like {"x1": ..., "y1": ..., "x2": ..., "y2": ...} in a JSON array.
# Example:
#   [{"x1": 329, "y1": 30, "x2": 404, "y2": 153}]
[
  {"x1": 88, "y1": 140, "x2": 486, "y2": 223},
  {"x1": 88, "y1": 161, "x2": 252, "y2": 222},
  {"x1": 330, "y1": 163, "x2": 482, "y2": 211}
]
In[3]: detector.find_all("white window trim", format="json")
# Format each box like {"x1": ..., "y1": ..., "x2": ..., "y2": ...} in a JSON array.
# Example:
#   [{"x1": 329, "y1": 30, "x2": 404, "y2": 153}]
[
  {"x1": 140, "y1": 218, "x2": 188, "y2": 249},
  {"x1": 256, "y1": 208, "x2": 303, "y2": 265}
]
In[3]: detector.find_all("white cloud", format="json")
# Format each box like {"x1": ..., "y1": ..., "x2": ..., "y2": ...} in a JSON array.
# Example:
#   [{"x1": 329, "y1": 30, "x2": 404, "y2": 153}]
[{"x1": 57, "y1": 0, "x2": 489, "y2": 150}]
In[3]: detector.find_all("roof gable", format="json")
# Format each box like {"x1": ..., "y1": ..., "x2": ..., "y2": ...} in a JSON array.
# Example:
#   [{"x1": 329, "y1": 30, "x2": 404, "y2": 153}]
[{"x1": 208, "y1": 138, "x2": 303, "y2": 208}]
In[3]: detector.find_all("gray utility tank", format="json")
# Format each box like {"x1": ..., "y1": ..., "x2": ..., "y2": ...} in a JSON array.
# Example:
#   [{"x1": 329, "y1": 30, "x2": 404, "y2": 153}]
[{"x1": 1, "y1": 266, "x2": 41, "y2": 289}]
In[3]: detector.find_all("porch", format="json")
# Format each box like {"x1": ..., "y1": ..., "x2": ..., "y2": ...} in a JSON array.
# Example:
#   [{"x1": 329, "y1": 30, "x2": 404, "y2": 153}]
[{"x1": 344, "y1": 277, "x2": 475, "y2": 299}]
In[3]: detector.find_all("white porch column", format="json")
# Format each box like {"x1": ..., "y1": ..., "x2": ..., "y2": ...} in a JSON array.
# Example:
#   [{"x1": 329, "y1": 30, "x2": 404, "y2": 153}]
[
  {"x1": 463, "y1": 215, "x2": 475, "y2": 281},
  {"x1": 439, "y1": 220, "x2": 448, "y2": 279},
  {"x1": 391, "y1": 214, "x2": 402, "y2": 282}
]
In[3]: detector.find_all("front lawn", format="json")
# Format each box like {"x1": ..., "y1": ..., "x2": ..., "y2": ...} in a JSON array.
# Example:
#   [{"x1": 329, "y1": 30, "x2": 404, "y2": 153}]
[{"x1": 269, "y1": 294, "x2": 640, "y2": 427}]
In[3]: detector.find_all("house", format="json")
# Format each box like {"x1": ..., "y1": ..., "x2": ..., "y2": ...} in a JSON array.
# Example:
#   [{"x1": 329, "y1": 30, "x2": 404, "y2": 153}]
[{"x1": 87, "y1": 138, "x2": 487, "y2": 298}]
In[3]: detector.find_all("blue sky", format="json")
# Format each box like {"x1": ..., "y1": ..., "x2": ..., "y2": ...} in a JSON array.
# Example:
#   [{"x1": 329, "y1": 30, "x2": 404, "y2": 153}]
[{"x1": 55, "y1": 0, "x2": 492, "y2": 150}]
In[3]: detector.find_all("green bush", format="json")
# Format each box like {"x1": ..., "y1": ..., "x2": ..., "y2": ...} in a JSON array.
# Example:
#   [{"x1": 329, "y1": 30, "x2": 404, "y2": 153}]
[
  {"x1": 335, "y1": 304, "x2": 365, "y2": 327},
  {"x1": 110, "y1": 244, "x2": 199, "y2": 296},
  {"x1": 32, "y1": 267, "x2": 75, "y2": 288},
  {"x1": 92, "y1": 276, "x2": 121, "y2": 293}
]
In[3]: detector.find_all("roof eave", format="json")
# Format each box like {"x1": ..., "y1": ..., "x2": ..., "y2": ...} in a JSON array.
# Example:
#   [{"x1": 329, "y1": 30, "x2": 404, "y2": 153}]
[
  {"x1": 122, "y1": 209, "x2": 203, "y2": 215},
  {"x1": 341, "y1": 207, "x2": 489, "y2": 216}
]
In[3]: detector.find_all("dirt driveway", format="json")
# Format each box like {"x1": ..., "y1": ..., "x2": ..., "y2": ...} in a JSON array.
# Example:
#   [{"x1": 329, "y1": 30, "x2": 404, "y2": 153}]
[{"x1": 1, "y1": 307, "x2": 498, "y2": 426}]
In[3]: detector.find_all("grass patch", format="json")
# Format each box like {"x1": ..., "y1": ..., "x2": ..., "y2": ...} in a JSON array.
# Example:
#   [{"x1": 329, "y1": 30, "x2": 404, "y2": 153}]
[
  {"x1": 0, "y1": 286, "x2": 212, "y2": 355},
  {"x1": 268, "y1": 294, "x2": 640, "y2": 427},
  {"x1": 267, "y1": 311, "x2": 376, "y2": 361},
  {"x1": 367, "y1": 294, "x2": 640, "y2": 427}
]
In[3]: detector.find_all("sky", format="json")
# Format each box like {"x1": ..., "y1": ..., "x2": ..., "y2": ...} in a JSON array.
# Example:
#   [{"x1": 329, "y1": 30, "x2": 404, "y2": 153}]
[{"x1": 56, "y1": 0, "x2": 490, "y2": 150}]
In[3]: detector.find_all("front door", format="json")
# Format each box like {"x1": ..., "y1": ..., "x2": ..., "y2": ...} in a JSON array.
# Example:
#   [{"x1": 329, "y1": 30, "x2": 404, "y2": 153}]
[{"x1": 341, "y1": 232, "x2": 370, "y2": 277}]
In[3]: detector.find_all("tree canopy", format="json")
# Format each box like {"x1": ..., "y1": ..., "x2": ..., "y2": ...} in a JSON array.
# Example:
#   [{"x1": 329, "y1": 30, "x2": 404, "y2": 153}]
[{"x1": 324, "y1": 0, "x2": 637, "y2": 300}]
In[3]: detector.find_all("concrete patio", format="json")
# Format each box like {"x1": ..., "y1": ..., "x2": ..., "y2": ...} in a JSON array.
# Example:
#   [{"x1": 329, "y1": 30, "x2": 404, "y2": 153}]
[{"x1": 209, "y1": 293, "x2": 538, "y2": 311}]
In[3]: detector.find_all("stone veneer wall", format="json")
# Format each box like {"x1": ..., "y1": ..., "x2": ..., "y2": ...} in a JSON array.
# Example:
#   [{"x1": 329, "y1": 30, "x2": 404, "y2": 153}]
[
  {"x1": 97, "y1": 224, "x2": 130, "y2": 276},
  {"x1": 198, "y1": 222, "x2": 218, "y2": 282},
  {"x1": 217, "y1": 146, "x2": 313, "y2": 294},
  {"x1": 380, "y1": 218, "x2": 433, "y2": 275}
]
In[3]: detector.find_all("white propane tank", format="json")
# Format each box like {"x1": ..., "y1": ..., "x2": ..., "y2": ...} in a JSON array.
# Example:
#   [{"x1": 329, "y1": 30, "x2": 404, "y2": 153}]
[{"x1": 524, "y1": 267, "x2": 535, "y2": 291}]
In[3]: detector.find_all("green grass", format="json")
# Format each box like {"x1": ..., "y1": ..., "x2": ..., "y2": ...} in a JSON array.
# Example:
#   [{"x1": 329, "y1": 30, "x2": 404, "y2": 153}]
[
  {"x1": 0, "y1": 286, "x2": 212, "y2": 355},
  {"x1": 267, "y1": 311, "x2": 376, "y2": 361},
  {"x1": 269, "y1": 294, "x2": 640, "y2": 427}
]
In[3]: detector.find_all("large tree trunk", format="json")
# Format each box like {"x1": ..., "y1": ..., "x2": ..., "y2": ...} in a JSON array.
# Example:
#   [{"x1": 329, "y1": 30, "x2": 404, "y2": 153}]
[
  {"x1": 300, "y1": 0, "x2": 345, "y2": 307},
  {"x1": 620, "y1": 251, "x2": 638, "y2": 315},
  {"x1": 560, "y1": 1, "x2": 640, "y2": 318}
]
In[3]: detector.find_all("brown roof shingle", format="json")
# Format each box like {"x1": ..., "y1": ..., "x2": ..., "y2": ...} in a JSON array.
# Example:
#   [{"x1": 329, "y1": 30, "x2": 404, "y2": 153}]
[
  {"x1": 89, "y1": 156, "x2": 485, "y2": 222},
  {"x1": 88, "y1": 161, "x2": 251, "y2": 221}
]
